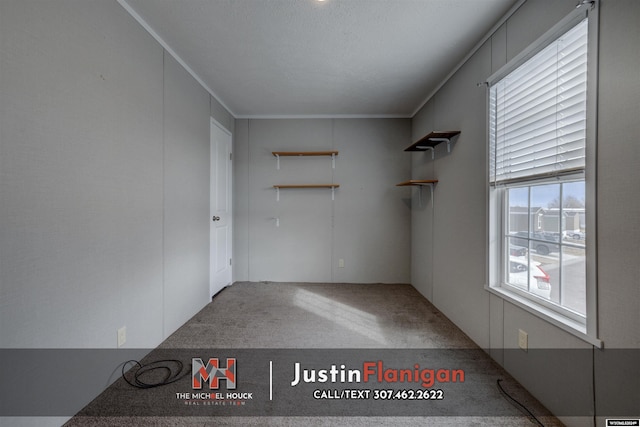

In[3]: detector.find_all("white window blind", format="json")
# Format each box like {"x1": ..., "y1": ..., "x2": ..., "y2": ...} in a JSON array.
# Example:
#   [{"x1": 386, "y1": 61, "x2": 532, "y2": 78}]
[{"x1": 490, "y1": 18, "x2": 588, "y2": 184}]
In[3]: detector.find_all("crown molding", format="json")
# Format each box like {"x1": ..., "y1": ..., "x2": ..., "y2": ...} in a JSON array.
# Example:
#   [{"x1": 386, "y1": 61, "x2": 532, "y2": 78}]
[
  {"x1": 411, "y1": 0, "x2": 528, "y2": 118},
  {"x1": 235, "y1": 114, "x2": 411, "y2": 120},
  {"x1": 117, "y1": 0, "x2": 238, "y2": 118}
]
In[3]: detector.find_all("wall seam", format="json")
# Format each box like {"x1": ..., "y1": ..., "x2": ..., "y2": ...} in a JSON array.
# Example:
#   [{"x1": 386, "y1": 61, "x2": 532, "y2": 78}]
[
  {"x1": 430, "y1": 99, "x2": 436, "y2": 303},
  {"x1": 161, "y1": 49, "x2": 166, "y2": 339},
  {"x1": 331, "y1": 119, "x2": 336, "y2": 283},
  {"x1": 247, "y1": 119, "x2": 252, "y2": 282}
]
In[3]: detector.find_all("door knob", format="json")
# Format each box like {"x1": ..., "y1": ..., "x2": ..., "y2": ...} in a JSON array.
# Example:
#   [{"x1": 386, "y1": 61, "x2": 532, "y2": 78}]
[{"x1": 212, "y1": 216, "x2": 220, "y2": 221}]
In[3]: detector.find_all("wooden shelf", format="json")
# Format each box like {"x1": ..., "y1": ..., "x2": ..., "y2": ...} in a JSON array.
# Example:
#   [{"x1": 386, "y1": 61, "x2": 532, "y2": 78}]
[
  {"x1": 273, "y1": 150, "x2": 338, "y2": 169},
  {"x1": 273, "y1": 184, "x2": 339, "y2": 201},
  {"x1": 404, "y1": 131, "x2": 460, "y2": 154},
  {"x1": 272, "y1": 151, "x2": 338, "y2": 157},
  {"x1": 396, "y1": 180, "x2": 438, "y2": 187},
  {"x1": 273, "y1": 184, "x2": 339, "y2": 189},
  {"x1": 396, "y1": 180, "x2": 437, "y2": 207},
  {"x1": 271, "y1": 151, "x2": 340, "y2": 199}
]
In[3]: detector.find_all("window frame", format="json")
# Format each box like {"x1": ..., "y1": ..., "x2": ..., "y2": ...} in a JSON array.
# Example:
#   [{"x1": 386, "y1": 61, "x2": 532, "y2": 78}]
[
  {"x1": 499, "y1": 177, "x2": 587, "y2": 322},
  {"x1": 486, "y1": 4, "x2": 601, "y2": 347}
]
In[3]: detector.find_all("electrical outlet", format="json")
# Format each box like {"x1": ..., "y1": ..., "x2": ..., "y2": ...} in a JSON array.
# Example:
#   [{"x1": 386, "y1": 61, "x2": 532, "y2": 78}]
[
  {"x1": 117, "y1": 326, "x2": 127, "y2": 348},
  {"x1": 338, "y1": 259, "x2": 345, "y2": 268},
  {"x1": 518, "y1": 329, "x2": 528, "y2": 351}
]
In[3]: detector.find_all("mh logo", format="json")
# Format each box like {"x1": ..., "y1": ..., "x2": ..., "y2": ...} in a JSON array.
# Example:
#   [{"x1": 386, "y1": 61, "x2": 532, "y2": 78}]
[{"x1": 192, "y1": 358, "x2": 237, "y2": 389}]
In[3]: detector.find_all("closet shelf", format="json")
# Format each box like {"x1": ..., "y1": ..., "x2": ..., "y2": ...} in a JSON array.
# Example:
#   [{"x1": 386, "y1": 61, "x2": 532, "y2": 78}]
[{"x1": 404, "y1": 131, "x2": 460, "y2": 158}]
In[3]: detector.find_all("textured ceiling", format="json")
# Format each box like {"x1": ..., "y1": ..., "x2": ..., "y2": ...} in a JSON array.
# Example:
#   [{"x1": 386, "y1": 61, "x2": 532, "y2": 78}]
[{"x1": 122, "y1": 0, "x2": 518, "y2": 117}]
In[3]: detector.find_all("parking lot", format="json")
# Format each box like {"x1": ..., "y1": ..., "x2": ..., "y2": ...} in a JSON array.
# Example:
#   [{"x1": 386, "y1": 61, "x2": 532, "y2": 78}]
[
  {"x1": 509, "y1": 233, "x2": 587, "y2": 315},
  {"x1": 533, "y1": 252, "x2": 586, "y2": 315}
]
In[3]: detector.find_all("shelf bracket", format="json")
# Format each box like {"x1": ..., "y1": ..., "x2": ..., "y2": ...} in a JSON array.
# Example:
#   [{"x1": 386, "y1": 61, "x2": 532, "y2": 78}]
[
  {"x1": 275, "y1": 154, "x2": 280, "y2": 170},
  {"x1": 331, "y1": 186, "x2": 335, "y2": 201},
  {"x1": 276, "y1": 187, "x2": 280, "y2": 201},
  {"x1": 425, "y1": 183, "x2": 434, "y2": 201},
  {"x1": 420, "y1": 184, "x2": 435, "y2": 208},
  {"x1": 429, "y1": 137, "x2": 452, "y2": 153},
  {"x1": 416, "y1": 146, "x2": 435, "y2": 160},
  {"x1": 331, "y1": 152, "x2": 336, "y2": 169},
  {"x1": 396, "y1": 180, "x2": 437, "y2": 208}
]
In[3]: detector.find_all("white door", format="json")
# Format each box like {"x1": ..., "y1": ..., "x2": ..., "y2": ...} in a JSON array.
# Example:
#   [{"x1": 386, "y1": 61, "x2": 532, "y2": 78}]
[{"x1": 210, "y1": 119, "x2": 232, "y2": 297}]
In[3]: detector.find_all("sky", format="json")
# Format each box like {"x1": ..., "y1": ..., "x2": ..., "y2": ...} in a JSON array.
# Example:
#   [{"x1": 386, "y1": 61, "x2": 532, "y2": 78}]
[{"x1": 508, "y1": 181, "x2": 585, "y2": 208}]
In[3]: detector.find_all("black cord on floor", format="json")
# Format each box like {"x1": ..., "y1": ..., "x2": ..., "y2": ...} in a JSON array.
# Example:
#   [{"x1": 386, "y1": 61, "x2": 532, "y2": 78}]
[
  {"x1": 496, "y1": 379, "x2": 545, "y2": 427},
  {"x1": 122, "y1": 359, "x2": 190, "y2": 389}
]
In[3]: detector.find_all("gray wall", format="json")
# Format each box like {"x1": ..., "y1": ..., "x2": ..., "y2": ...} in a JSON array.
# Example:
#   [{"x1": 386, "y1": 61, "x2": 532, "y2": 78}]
[
  {"x1": 410, "y1": 0, "x2": 640, "y2": 425},
  {"x1": 0, "y1": 0, "x2": 233, "y2": 420},
  {"x1": 163, "y1": 52, "x2": 212, "y2": 336},
  {"x1": 1, "y1": 0, "x2": 160, "y2": 349},
  {"x1": 593, "y1": 1, "x2": 640, "y2": 423},
  {"x1": 233, "y1": 118, "x2": 412, "y2": 284},
  {"x1": 210, "y1": 96, "x2": 235, "y2": 135}
]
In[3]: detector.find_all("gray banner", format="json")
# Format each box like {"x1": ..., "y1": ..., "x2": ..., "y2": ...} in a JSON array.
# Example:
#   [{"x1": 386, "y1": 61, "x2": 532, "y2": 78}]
[{"x1": 0, "y1": 349, "x2": 638, "y2": 417}]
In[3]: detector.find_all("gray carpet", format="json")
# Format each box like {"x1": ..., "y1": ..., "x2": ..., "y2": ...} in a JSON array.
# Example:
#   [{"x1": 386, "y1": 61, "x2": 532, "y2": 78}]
[{"x1": 65, "y1": 282, "x2": 563, "y2": 426}]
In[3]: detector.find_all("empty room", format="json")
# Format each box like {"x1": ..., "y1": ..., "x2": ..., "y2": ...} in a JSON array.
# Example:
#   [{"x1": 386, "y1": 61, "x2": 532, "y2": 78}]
[{"x1": 1, "y1": 0, "x2": 638, "y2": 426}]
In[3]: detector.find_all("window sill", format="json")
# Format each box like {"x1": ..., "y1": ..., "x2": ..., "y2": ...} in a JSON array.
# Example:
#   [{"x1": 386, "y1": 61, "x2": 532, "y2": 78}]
[{"x1": 485, "y1": 284, "x2": 603, "y2": 348}]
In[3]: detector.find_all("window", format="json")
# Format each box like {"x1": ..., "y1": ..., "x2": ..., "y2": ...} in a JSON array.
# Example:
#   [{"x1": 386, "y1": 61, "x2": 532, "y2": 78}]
[
  {"x1": 488, "y1": 11, "x2": 597, "y2": 340},
  {"x1": 504, "y1": 182, "x2": 586, "y2": 318}
]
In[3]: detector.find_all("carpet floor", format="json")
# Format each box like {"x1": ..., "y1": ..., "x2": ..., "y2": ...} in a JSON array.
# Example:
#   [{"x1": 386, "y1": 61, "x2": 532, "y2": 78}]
[{"x1": 65, "y1": 282, "x2": 563, "y2": 426}]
